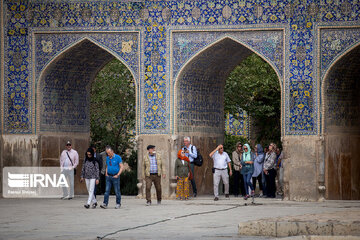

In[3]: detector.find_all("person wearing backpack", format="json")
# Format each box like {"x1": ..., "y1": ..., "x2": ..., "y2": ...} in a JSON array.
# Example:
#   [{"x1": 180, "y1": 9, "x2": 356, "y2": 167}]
[{"x1": 182, "y1": 137, "x2": 198, "y2": 197}]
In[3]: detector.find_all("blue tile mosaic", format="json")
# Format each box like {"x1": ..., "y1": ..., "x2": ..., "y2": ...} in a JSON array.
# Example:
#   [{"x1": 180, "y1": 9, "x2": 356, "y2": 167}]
[
  {"x1": 225, "y1": 112, "x2": 250, "y2": 139},
  {"x1": 2, "y1": 0, "x2": 360, "y2": 136}
]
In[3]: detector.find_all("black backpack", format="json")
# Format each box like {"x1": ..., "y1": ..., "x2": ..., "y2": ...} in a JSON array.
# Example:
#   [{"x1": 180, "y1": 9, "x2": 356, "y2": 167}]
[{"x1": 192, "y1": 146, "x2": 203, "y2": 167}]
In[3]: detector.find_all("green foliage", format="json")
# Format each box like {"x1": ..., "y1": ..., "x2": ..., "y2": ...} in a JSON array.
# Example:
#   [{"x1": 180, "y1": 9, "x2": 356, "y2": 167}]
[
  {"x1": 91, "y1": 59, "x2": 137, "y2": 195},
  {"x1": 90, "y1": 58, "x2": 136, "y2": 154},
  {"x1": 225, "y1": 54, "x2": 281, "y2": 145},
  {"x1": 120, "y1": 150, "x2": 138, "y2": 195},
  {"x1": 223, "y1": 133, "x2": 247, "y2": 154}
]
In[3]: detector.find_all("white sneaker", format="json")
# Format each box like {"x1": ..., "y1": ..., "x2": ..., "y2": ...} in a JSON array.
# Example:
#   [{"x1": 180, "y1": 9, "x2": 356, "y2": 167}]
[{"x1": 115, "y1": 204, "x2": 121, "y2": 209}]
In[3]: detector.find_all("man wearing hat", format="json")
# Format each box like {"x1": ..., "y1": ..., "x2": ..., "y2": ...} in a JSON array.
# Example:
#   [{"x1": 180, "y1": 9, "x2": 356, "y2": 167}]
[
  {"x1": 59, "y1": 140, "x2": 79, "y2": 199},
  {"x1": 142, "y1": 145, "x2": 166, "y2": 206}
]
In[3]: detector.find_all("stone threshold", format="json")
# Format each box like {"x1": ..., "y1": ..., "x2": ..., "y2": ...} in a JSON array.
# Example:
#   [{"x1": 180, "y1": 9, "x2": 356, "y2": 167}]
[
  {"x1": 278, "y1": 236, "x2": 360, "y2": 240},
  {"x1": 238, "y1": 209, "x2": 360, "y2": 237}
]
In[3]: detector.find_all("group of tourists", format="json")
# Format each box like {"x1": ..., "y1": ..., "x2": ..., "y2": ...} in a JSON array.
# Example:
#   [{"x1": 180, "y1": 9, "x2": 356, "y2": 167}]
[
  {"x1": 59, "y1": 141, "x2": 124, "y2": 209},
  {"x1": 59, "y1": 137, "x2": 283, "y2": 209},
  {"x1": 173, "y1": 138, "x2": 283, "y2": 202},
  {"x1": 232, "y1": 142, "x2": 283, "y2": 200}
]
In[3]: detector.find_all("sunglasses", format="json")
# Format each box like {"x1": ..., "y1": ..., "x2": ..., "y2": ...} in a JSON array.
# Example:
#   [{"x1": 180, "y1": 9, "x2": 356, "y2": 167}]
[
  {"x1": 244, "y1": 147, "x2": 248, "y2": 150},
  {"x1": 66, "y1": 144, "x2": 71, "y2": 146}
]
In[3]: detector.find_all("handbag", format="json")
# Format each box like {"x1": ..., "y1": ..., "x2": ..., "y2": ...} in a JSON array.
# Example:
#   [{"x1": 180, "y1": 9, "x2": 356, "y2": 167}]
[
  {"x1": 233, "y1": 153, "x2": 242, "y2": 170},
  {"x1": 66, "y1": 152, "x2": 77, "y2": 175}
]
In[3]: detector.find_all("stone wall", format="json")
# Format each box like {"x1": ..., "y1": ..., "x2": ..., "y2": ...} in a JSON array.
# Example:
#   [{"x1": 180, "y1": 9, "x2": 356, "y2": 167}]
[
  {"x1": 0, "y1": 134, "x2": 89, "y2": 196},
  {"x1": 282, "y1": 136, "x2": 324, "y2": 201},
  {"x1": 0, "y1": 135, "x2": 39, "y2": 198}
]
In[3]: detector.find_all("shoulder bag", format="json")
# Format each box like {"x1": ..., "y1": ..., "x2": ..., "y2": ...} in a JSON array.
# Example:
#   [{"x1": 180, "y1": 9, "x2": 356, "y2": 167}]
[{"x1": 66, "y1": 152, "x2": 77, "y2": 175}]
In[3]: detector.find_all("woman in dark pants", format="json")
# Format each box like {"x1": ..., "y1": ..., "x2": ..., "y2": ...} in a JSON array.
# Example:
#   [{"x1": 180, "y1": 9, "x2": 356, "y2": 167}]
[
  {"x1": 263, "y1": 143, "x2": 277, "y2": 198},
  {"x1": 232, "y1": 142, "x2": 245, "y2": 197}
]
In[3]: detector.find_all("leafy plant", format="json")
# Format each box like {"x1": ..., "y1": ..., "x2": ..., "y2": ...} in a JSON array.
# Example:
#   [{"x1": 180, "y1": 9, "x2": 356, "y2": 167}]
[
  {"x1": 225, "y1": 54, "x2": 281, "y2": 146},
  {"x1": 91, "y1": 59, "x2": 137, "y2": 195},
  {"x1": 90, "y1": 58, "x2": 136, "y2": 154}
]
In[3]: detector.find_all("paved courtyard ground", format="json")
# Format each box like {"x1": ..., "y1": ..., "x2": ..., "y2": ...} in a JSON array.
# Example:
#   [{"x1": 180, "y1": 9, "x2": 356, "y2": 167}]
[{"x1": 0, "y1": 195, "x2": 359, "y2": 240}]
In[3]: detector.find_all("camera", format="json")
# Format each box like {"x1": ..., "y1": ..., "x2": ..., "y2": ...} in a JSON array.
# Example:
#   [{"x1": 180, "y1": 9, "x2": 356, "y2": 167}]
[{"x1": 183, "y1": 147, "x2": 187, "y2": 151}]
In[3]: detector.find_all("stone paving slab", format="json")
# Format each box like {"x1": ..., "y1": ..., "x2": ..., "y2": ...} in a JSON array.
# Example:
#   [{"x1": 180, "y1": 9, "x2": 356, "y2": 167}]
[
  {"x1": 0, "y1": 196, "x2": 359, "y2": 240},
  {"x1": 278, "y1": 236, "x2": 360, "y2": 240},
  {"x1": 238, "y1": 209, "x2": 360, "y2": 237}
]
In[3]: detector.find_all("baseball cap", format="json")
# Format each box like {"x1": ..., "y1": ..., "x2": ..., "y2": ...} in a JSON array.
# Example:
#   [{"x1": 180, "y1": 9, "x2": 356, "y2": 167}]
[{"x1": 147, "y1": 145, "x2": 155, "y2": 150}]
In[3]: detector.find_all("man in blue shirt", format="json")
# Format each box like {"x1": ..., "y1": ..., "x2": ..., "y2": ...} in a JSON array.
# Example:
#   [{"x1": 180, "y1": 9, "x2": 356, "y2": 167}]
[{"x1": 100, "y1": 146, "x2": 124, "y2": 209}]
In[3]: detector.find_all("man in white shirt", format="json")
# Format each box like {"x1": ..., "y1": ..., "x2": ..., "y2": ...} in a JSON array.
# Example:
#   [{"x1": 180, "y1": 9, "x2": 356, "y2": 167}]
[
  {"x1": 59, "y1": 141, "x2": 79, "y2": 199},
  {"x1": 209, "y1": 144, "x2": 232, "y2": 201}
]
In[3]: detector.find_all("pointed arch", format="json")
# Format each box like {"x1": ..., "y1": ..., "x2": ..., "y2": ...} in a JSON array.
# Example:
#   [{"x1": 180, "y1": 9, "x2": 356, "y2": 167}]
[
  {"x1": 171, "y1": 36, "x2": 284, "y2": 135},
  {"x1": 36, "y1": 37, "x2": 138, "y2": 88},
  {"x1": 35, "y1": 37, "x2": 139, "y2": 134},
  {"x1": 320, "y1": 40, "x2": 360, "y2": 135},
  {"x1": 173, "y1": 36, "x2": 283, "y2": 89},
  {"x1": 321, "y1": 41, "x2": 360, "y2": 200}
]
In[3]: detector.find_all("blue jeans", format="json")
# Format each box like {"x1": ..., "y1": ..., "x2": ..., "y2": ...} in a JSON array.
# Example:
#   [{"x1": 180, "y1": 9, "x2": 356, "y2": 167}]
[
  {"x1": 103, "y1": 176, "x2": 121, "y2": 205},
  {"x1": 243, "y1": 173, "x2": 254, "y2": 195}
]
